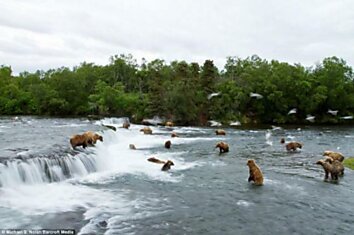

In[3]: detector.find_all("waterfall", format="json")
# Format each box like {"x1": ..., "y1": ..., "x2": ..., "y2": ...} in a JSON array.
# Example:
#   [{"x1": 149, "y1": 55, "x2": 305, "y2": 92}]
[
  {"x1": 0, "y1": 117, "x2": 193, "y2": 188},
  {"x1": 0, "y1": 153, "x2": 97, "y2": 187}
]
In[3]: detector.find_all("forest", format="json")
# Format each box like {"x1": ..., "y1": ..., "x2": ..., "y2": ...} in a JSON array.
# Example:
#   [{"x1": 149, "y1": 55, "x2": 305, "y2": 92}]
[{"x1": 0, "y1": 54, "x2": 353, "y2": 125}]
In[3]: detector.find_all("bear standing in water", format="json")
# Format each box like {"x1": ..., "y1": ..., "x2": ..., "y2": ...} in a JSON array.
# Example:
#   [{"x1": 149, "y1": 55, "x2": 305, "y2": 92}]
[
  {"x1": 215, "y1": 142, "x2": 229, "y2": 153},
  {"x1": 122, "y1": 122, "x2": 130, "y2": 129},
  {"x1": 215, "y1": 129, "x2": 226, "y2": 135},
  {"x1": 323, "y1": 151, "x2": 345, "y2": 162},
  {"x1": 140, "y1": 127, "x2": 152, "y2": 135},
  {"x1": 165, "y1": 140, "x2": 171, "y2": 149},
  {"x1": 70, "y1": 131, "x2": 103, "y2": 149},
  {"x1": 247, "y1": 159, "x2": 264, "y2": 186},
  {"x1": 285, "y1": 141, "x2": 302, "y2": 151},
  {"x1": 171, "y1": 132, "x2": 179, "y2": 137},
  {"x1": 316, "y1": 157, "x2": 344, "y2": 181},
  {"x1": 161, "y1": 160, "x2": 174, "y2": 171}
]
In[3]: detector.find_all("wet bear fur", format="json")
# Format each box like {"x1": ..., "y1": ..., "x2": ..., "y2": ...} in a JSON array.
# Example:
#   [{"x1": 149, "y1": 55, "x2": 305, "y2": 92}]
[
  {"x1": 247, "y1": 159, "x2": 264, "y2": 186},
  {"x1": 165, "y1": 121, "x2": 174, "y2": 127},
  {"x1": 122, "y1": 122, "x2": 130, "y2": 129},
  {"x1": 323, "y1": 151, "x2": 345, "y2": 162},
  {"x1": 286, "y1": 141, "x2": 302, "y2": 151},
  {"x1": 161, "y1": 160, "x2": 174, "y2": 171},
  {"x1": 215, "y1": 129, "x2": 226, "y2": 135},
  {"x1": 215, "y1": 142, "x2": 229, "y2": 153},
  {"x1": 140, "y1": 127, "x2": 152, "y2": 135},
  {"x1": 316, "y1": 157, "x2": 344, "y2": 181},
  {"x1": 171, "y1": 132, "x2": 179, "y2": 138},
  {"x1": 147, "y1": 157, "x2": 166, "y2": 164},
  {"x1": 129, "y1": 144, "x2": 136, "y2": 150},
  {"x1": 70, "y1": 131, "x2": 103, "y2": 149},
  {"x1": 165, "y1": 140, "x2": 171, "y2": 149}
]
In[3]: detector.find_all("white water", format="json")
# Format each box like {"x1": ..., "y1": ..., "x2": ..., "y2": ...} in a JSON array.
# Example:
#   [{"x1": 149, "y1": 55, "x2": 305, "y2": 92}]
[
  {"x1": 0, "y1": 118, "x2": 211, "y2": 232},
  {"x1": 266, "y1": 130, "x2": 273, "y2": 146},
  {"x1": 0, "y1": 121, "x2": 206, "y2": 187}
]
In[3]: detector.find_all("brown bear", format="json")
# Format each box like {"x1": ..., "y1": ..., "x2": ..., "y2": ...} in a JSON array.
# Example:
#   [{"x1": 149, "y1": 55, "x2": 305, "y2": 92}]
[
  {"x1": 84, "y1": 131, "x2": 103, "y2": 145},
  {"x1": 147, "y1": 157, "x2": 166, "y2": 164},
  {"x1": 285, "y1": 141, "x2": 302, "y2": 151},
  {"x1": 215, "y1": 142, "x2": 229, "y2": 153},
  {"x1": 122, "y1": 122, "x2": 130, "y2": 129},
  {"x1": 129, "y1": 144, "x2": 136, "y2": 150},
  {"x1": 161, "y1": 160, "x2": 174, "y2": 171},
  {"x1": 171, "y1": 132, "x2": 179, "y2": 138},
  {"x1": 70, "y1": 131, "x2": 103, "y2": 149},
  {"x1": 140, "y1": 127, "x2": 152, "y2": 135},
  {"x1": 215, "y1": 129, "x2": 226, "y2": 135},
  {"x1": 165, "y1": 140, "x2": 171, "y2": 149},
  {"x1": 70, "y1": 134, "x2": 89, "y2": 149},
  {"x1": 280, "y1": 138, "x2": 285, "y2": 144},
  {"x1": 165, "y1": 121, "x2": 174, "y2": 127},
  {"x1": 316, "y1": 157, "x2": 344, "y2": 180},
  {"x1": 323, "y1": 151, "x2": 345, "y2": 162},
  {"x1": 247, "y1": 159, "x2": 264, "y2": 186}
]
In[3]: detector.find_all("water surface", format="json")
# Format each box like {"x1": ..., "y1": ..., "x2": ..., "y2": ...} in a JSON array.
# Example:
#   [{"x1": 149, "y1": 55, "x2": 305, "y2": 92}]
[{"x1": 0, "y1": 117, "x2": 353, "y2": 234}]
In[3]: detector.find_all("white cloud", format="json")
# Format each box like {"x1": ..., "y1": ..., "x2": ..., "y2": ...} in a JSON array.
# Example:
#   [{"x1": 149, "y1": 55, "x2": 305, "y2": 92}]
[{"x1": 0, "y1": 0, "x2": 353, "y2": 73}]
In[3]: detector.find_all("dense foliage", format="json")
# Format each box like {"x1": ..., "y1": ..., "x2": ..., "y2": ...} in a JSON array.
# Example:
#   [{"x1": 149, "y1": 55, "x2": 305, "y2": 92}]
[{"x1": 1, "y1": 55, "x2": 353, "y2": 125}]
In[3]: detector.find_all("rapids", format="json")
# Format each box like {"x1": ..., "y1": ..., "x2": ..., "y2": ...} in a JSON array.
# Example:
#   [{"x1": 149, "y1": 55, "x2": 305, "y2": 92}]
[{"x1": 0, "y1": 116, "x2": 353, "y2": 234}]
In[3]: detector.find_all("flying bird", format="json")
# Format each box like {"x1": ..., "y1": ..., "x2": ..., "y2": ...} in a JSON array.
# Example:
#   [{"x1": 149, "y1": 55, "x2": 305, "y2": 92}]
[
  {"x1": 288, "y1": 108, "x2": 297, "y2": 115},
  {"x1": 340, "y1": 116, "x2": 353, "y2": 120},
  {"x1": 327, "y1": 109, "x2": 338, "y2": 116},
  {"x1": 230, "y1": 121, "x2": 241, "y2": 126},
  {"x1": 306, "y1": 115, "x2": 315, "y2": 122},
  {"x1": 265, "y1": 130, "x2": 273, "y2": 146},
  {"x1": 271, "y1": 125, "x2": 282, "y2": 131},
  {"x1": 250, "y1": 92, "x2": 263, "y2": 99},
  {"x1": 208, "y1": 120, "x2": 222, "y2": 127},
  {"x1": 207, "y1": 92, "x2": 221, "y2": 100}
]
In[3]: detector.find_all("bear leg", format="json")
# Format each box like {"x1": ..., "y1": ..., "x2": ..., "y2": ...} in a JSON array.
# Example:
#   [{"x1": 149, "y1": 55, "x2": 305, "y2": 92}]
[{"x1": 324, "y1": 171, "x2": 329, "y2": 180}]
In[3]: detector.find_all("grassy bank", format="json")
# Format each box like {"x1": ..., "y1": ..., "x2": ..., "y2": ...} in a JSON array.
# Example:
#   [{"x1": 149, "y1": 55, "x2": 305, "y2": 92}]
[{"x1": 343, "y1": 158, "x2": 354, "y2": 170}]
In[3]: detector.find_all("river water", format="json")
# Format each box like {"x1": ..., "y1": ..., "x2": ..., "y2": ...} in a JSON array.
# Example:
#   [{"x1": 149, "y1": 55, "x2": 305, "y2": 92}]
[{"x1": 0, "y1": 116, "x2": 353, "y2": 234}]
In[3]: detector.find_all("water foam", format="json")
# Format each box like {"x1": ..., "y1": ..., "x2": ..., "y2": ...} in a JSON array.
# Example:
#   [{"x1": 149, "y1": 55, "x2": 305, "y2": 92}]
[
  {"x1": 236, "y1": 200, "x2": 253, "y2": 207},
  {"x1": 0, "y1": 119, "x2": 204, "y2": 189},
  {"x1": 0, "y1": 119, "x2": 203, "y2": 231}
]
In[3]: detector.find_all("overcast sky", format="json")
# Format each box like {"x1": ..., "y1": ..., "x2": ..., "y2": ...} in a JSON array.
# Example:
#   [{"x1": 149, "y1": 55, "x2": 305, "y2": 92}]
[{"x1": 0, "y1": 0, "x2": 353, "y2": 73}]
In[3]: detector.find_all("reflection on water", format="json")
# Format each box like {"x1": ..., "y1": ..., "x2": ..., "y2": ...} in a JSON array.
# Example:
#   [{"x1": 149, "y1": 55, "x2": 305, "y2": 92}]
[{"x1": 0, "y1": 116, "x2": 353, "y2": 235}]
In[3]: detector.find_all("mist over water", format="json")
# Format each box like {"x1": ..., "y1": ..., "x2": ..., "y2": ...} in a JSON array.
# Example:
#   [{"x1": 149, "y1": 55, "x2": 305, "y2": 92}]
[{"x1": 0, "y1": 117, "x2": 353, "y2": 234}]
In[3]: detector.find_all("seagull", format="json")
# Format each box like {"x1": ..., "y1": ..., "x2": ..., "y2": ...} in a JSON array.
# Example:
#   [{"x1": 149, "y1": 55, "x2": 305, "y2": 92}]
[
  {"x1": 340, "y1": 116, "x2": 353, "y2": 120},
  {"x1": 250, "y1": 92, "x2": 263, "y2": 99},
  {"x1": 207, "y1": 92, "x2": 221, "y2": 100},
  {"x1": 288, "y1": 108, "x2": 297, "y2": 115},
  {"x1": 265, "y1": 131, "x2": 273, "y2": 146},
  {"x1": 306, "y1": 115, "x2": 315, "y2": 122},
  {"x1": 271, "y1": 125, "x2": 282, "y2": 131},
  {"x1": 327, "y1": 109, "x2": 338, "y2": 116},
  {"x1": 230, "y1": 121, "x2": 241, "y2": 126},
  {"x1": 208, "y1": 120, "x2": 222, "y2": 127}
]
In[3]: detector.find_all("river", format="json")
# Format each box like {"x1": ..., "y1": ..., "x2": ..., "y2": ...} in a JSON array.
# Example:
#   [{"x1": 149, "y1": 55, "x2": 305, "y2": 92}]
[{"x1": 0, "y1": 116, "x2": 353, "y2": 234}]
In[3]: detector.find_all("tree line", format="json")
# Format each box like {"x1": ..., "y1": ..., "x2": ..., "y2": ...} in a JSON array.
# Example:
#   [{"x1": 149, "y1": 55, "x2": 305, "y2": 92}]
[{"x1": 0, "y1": 54, "x2": 353, "y2": 125}]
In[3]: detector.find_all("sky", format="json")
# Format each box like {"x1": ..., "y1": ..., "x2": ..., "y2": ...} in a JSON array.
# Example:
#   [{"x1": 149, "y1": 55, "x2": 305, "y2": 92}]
[{"x1": 0, "y1": 0, "x2": 353, "y2": 74}]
